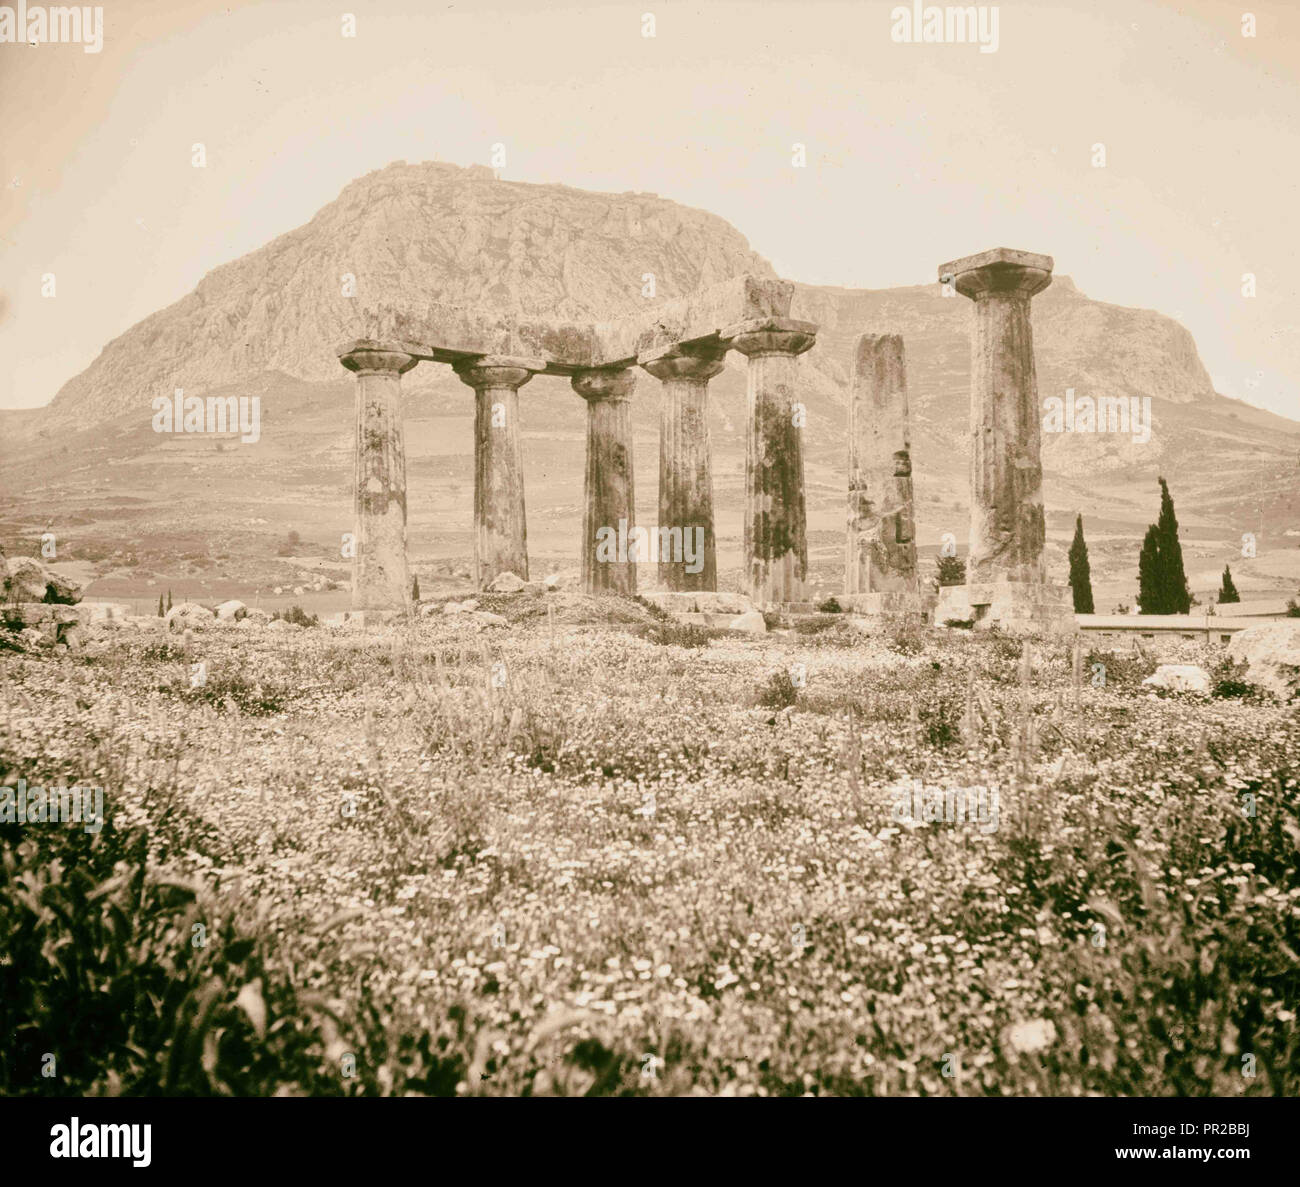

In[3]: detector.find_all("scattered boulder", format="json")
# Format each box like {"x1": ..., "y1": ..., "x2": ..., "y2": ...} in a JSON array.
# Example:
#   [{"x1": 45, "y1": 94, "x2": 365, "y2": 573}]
[
  {"x1": 4, "y1": 557, "x2": 81, "y2": 604},
  {"x1": 473, "y1": 611, "x2": 509, "y2": 628},
  {"x1": 216, "y1": 599, "x2": 248, "y2": 622},
  {"x1": 441, "y1": 601, "x2": 466, "y2": 616},
  {"x1": 543, "y1": 573, "x2": 565, "y2": 591},
  {"x1": 18, "y1": 627, "x2": 46, "y2": 650},
  {"x1": 267, "y1": 618, "x2": 301, "y2": 632},
  {"x1": 1227, "y1": 621, "x2": 1300, "y2": 701},
  {"x1": 1142, "y1": 664, "x2": 1211, "y2": 695},
  {"x1": 461, "y1": 599, "x2": 479, "y2": 612},
  {"x1": 729, "y1": 610, "x2": 767, "y2": 635},
  {"x1": 166, "y1": 602, "x2": 215, "y2": 631},
  {"x1": 488, "y1": 571, "x2": 526, "y2": 593},
  {"x1": 243, "y1": 608, "x2": 273, "y2": 624},
  {"x1": 292, "y1": 585, "x2": 305, "y2": 597}
]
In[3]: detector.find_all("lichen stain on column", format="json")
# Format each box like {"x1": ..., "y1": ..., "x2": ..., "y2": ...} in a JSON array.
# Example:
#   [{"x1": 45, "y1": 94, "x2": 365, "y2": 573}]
[
  {"x1": 573, "y1": 367, "x2": 637, "y2": 596},
  {"x1": 728, "y1": 317, "x2": 817, "y2": 606}
]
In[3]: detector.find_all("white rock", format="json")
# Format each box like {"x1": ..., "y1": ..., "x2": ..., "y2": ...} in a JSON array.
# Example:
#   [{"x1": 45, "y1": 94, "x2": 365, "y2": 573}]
[
  {"x1": 543, "y1": 573, "x2": 564, "y2": 591},
  {"x1": 273, "y1": 586, "x2": 283, "y2": 595},
  {"x1": 729, "y1": 610, "x2": 767, "y2": 634},
  {"x1": 488, "y1": 571, "x2": 526, "y2": 593},
  {"x1": 442, "y1": 601, "x2": 464, "y2": 615},
  {"x1": 216, "y1": 599, "x2": 247, "y2": 621},
  {"x1": 473, "y1": 611, "x2": 509, "y2": 627},
  {"x1": 1142, "y1": 664, "x2": 1211, "y2": 694},
  {"x1": 166, "y1": 602, "x2": 215, "y2": 631},
  {"x1": 1227, "y1": 621, "x2": 1300, "y2": 701},
  {"x1": 461, "y1": 599, "x2": 479, "y2": 611},
  {"x1": 292, "y1": 585, "x2": 305, "y2": 597}
]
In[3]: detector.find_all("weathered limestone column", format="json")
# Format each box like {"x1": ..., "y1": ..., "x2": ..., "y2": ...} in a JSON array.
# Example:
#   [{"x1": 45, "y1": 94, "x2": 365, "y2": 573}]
[
  {"x1": 340, "y1": 345, "x2": 417, "y2": 612},
  {"x1": 640, "y1": 341, "x2": 728, "y2": 591},
  {"x1": 845, "y1": 333, "x2": 918, "y2": 602},
  {"x1": 724, "y1": 317, "x2": 818, "y2": 606},
  {"x1": 572, "y1": 367, "x2": 638, "y2": 595},
  {"x1": 937, "y1": 247, "x2": 1075, "y2": 634},
  {"x1": 453, "y1": 355, "x2": 544, "y2": 589}
]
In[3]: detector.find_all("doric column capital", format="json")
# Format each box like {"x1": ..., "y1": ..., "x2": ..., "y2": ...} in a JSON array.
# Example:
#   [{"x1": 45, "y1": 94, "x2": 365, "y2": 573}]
[
  {"x1": 939, "y1": 247, "x2": 1053, "y2": 300},
  {"x1": 723, "y1": 317, "x2": 818, "y2": 359},
  {"x1": 454, "y1": 355, "x2": 547, "y2": 391},
  {"x1": 572, "y1": 367, "x2": 637, "y2": 403},
  {"x1": 639, "y1": 340, "x2": 728, "y2": 383},
  {"x1": 339, "y1": 344, "x2": 418, "y2": 376}
]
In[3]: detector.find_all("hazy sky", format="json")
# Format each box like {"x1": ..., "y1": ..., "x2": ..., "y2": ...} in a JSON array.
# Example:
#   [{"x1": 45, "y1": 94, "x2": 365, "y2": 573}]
[{"x1": 2, "y1": 0, "x2": 1298, "y2": 418}]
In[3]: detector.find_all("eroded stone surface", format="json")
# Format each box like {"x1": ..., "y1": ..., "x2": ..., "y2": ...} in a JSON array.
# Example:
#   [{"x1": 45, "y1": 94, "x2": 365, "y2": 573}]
[
  {"x1": 342, "y1": 346, "x2": 416, "y2": 611},
  {"x1": 642, "y1": 342, "x2": 727, "y2": 592},
  {"x1": 730, "y1": 320, "x2": 817, "y2": 606},
  {"x1": 846, "y1": 334, "x2": 918, "y2": 600},
  {"x1": 941, "y1": 248, "x2": 1058, "y2": 627},
  {"x1": 573, "y1": 369, "x2": 638, "y2": 595},
  {"x1": 455, "y1": 357, "x2": 541, "y2": 588}
]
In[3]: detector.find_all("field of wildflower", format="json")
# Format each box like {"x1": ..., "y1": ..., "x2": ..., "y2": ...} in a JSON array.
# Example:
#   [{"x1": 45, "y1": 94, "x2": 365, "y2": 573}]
[{"x1": 2, "y1": 590, "x2": 1297, "y2": 1097}]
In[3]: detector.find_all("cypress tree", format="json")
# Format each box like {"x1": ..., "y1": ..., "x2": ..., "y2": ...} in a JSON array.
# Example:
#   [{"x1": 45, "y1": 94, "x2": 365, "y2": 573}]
[
  {"x1": 1155, "y1": 477, "x2": 1190, "y2": 614},
  {"x1": 1137, "y1": 525, "x2": 1162, "y2": 614},
  {"x1": 167, "y1": 589, "x2": 173, "y2": 612},
  {"x1": 1218, "y1": 564, "x2": 1240, "y2": 604},
  {"x1": 411, "y1": 574, "x2": 420, "y2": 602},
  {"x1": 1067, "y1": 514, "x2": 1095, "y2": 613},
  {"x1": 157, "y1": 594, "x2": 164, "y2": 617}
]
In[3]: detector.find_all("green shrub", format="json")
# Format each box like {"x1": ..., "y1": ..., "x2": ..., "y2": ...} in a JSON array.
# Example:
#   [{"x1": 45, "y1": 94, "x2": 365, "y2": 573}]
[
  {"x1": 272, "y1": 605, "x2": 318, "y2": 628},
  {"x1": 0, "y1": 821, "x2": 347, "y2": 1095},
  {"x1": 756, "y1": 669, "x2": 798, "y2": 709}
]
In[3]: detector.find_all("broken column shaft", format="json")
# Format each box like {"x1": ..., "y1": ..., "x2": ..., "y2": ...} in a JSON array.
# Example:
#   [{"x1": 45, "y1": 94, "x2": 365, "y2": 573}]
[
  {"x1": 640, "y1": 341, "x2": 728, "y2": 591},
  {"x1": 726, "y1": 317, "x2": 818, "y2": 606},
  {"x1": 454, "y1": 355, "x2": 543, "y2": 589},
  {"x1": 340, "y1": 344, "x2": 417, "y2": 612},
  {"x1": 845, "y1": 332, "x2": 918, "y2": 598},
  {"x1": 572, "y1": 367, "x2": 638, "y2": 595}
]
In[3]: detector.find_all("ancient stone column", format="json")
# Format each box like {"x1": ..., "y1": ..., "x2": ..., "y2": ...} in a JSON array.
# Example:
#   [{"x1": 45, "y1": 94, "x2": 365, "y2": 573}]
[
  {"x1": 640, "y1": 340, "x2": 728, "y2": 591},
  {"x1": 939, "y1": 248, "x2": 1052, "y2": 584},
  {"x1": 845, "y1": 333, "x2": 918, "y2": 598},
  {"x1": 572, "y1": 367, "x2": 638, "y2": 595},
  {"x1": 936, "y1": 248, "x2": 1076, "y2": 634},
  {"x1": 340, "y1": 344, "x2": 417, "y2": 612},
  {"x1": 724, "y1": 317, "x2": 818, "y2": 605},
  {"x1": 454, "y1": 355, "x2": 544, "y2": 589}
]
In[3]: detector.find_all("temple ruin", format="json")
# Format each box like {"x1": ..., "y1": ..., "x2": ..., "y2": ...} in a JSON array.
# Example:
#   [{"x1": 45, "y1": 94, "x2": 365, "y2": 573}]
[{"x1": 335, "y1": 249, "x2": 1076, "y2": 633}]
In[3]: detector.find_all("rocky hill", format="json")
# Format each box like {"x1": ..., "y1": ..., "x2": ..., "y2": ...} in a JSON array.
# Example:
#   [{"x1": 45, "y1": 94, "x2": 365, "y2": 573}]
[{"x1": 3, "y1": 161, "x2": 1297, "y2": 608}]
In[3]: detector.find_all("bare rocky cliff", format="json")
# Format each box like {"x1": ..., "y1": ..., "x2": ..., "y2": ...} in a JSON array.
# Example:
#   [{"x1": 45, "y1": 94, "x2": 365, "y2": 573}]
[{"x1": 37, "y1": 160, "x2": 1215, "y2": 444}]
